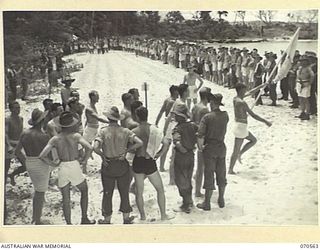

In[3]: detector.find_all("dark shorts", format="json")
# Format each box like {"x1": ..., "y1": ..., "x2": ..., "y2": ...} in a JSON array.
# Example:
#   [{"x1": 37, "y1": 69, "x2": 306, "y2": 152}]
[
  {"x1": 203, "y1": 149, "x2": 227, "y2": 190},
  {"x1": 132, "y1": 156, "x2": 157, "y2": 176}
]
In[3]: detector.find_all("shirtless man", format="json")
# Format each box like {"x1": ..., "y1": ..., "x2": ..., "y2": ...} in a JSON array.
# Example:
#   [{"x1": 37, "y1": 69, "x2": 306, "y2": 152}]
[
  {"x1": 15, "y1": 109, "x2": 50, "y2": 224},
  {"x1": 120, "y1": 93, "x2": 134, "y2": 129},
  {"x1": 39, "y1": 111, "x2": 96, "y2": 225},
  {"x1": 295, "y1": 55, "x2": 315, "y2": 121},
  {"x1": 132, "y1": 107, "x2": 172, "y2": 221},
  {"x1": 60, "y1": 76, "x2": 75, "y2": 110},
  {"x1": 46, "y1": 103, "x2": 64, "y2": 137},
  {"x1": 128, "y1": 88, "x2": 140, "y2": 102},
  {"x1": 228, "y1": 84, "x2": 272, "y2": 175},
  {"x1": 191, "y1": 87, "x2": 211, "y2": 197},
  {"x1": 83, "y1": 90, "x2": 108, "y2": 139},
  {"x1": 182, "y1": 66, "x2": 203, "y2": 109},
  {"x1": 6, "y1": 102, "x2": 25, "y2": 186},
  {"x1": 155, "y1": 85, "x2": 179, "y2": 172},
  {"x1": 163, "y1": 84, "x2": 190, "y2": 185}
]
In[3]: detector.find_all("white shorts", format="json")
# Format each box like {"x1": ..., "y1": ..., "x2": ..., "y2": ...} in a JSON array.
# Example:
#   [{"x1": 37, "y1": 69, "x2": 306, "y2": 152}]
[
  {"x1": 242, "y1": 67, "x2": 249, "y2": 77},
  {"x1": 26, "y1": 157, "x2": 50, "y2": 192},
  {"x1": 83, "y1": 126, "x2": 98, "y2": 143},
  {"x1": 188, "y1": 85, "x2": 198, "y2": 99},
  {"x1": 58, "y1": 160, "x2": 85, "y2": 188},
  {"x1": 233, "y1": 122, "x2": 249, "y2": 139},
  {"x1": 297, "y1": 83, "x2": 311, "y2": 98}
]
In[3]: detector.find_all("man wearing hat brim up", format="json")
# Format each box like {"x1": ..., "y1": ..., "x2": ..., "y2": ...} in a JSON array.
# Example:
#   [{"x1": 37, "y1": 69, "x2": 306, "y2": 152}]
[
  {"x1": 191, "y1": 87, "x2": 211, "y2": 197},
  {"x1": 295, "y1": 55, "x2": 315, "y2": 120},
  {"x1": 197, "y1": 93, "x2": 229, "y2": 211},
  {"x1": 172, "y1": 103, "x2": 198, "y2": 213},
  {"x1": 15, "y1": 108, "x2": 51, "y2": 225},
  {"x1": 94, "y1": 106, "x2": 143, "y2": 224},
  {"x1": 228, "y1": 84, "x2": 272, "y2": 175},
  {"x1": 40, "y1": 111, "x2": 96, "y2": 225}
]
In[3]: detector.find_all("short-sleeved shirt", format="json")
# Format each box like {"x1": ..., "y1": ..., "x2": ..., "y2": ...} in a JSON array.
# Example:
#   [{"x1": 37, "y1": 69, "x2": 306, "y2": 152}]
[
  {"x1": 191, "y1": 103, "x2": 209, "y2": 125},
  {"x1": 95, "y1": 124, "x2": 136, "y2": 158},
  {"x1": 172, "y1": 121, "x2": 198, "y2": 152},
  {"x1": 198, "y1": 110, "x2": 229, "y2": 157}
]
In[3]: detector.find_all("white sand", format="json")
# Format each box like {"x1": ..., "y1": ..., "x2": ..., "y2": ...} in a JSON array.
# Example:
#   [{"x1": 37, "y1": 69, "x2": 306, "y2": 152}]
[{"x1": 5, "y1": 51, "x2": 318, "y2": 225}]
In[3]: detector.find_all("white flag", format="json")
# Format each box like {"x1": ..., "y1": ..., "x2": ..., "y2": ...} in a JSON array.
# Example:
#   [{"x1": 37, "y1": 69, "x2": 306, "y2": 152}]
[{"x1": 274, "y1": 27, "x2": 300, "y2": 82}]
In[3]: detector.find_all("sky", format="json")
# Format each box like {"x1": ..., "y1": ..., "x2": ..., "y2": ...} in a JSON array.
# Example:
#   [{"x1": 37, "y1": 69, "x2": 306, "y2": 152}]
[{"x1": 159, "y1": 10, "x2": 318, "y2": 23}]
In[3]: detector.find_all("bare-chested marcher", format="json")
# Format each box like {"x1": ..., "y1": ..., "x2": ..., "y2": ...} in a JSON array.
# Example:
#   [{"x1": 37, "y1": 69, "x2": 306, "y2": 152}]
[
  {"x1": 39, "y1": 111, "x2": 96, "y2": 225},
  {"x1": 182, "y1": 66, "x2": 203, "y2": 109},
  {"x1": 155, "y1": 85, "x2": 179, "y2": 172},
  {"x1": 191, "y1": 87, "x2": 211, "y2": 197},
  {"x1": 15, "y1": 109, "x2": 50, "y2": 224},
  {"x1": 6, "y1": 101, "x2": 25, "y2": 186},
  {"x1": 228, "y1": 84, "x2": 272, "y2": 175}
]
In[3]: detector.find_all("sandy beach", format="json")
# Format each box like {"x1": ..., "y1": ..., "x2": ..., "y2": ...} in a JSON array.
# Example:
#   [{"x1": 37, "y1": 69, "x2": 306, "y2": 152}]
[{"x1": 5, "y1": 50, "x2": 318, "y2": 225}]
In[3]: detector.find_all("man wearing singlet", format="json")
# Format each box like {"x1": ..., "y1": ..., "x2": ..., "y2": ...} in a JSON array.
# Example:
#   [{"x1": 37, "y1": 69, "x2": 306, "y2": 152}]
[
  {"x1": 228, "y1": 84, "x2": 272, "y2": 175},
  {"x1": 182, "y1": 66, "x2": 204, "y2": 109},
  {"x1": 39, "y1": 111, "x2": 96, "y2": 225}
]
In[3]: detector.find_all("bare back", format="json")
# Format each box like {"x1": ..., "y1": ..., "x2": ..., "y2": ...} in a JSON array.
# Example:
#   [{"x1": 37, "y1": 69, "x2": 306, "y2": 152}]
[
  {"x1": 184, "y1": 72, "x2": 197, "y2": 86},
  {"x1": 6, "y1": 116, "x2": 23, "y2": 141},
  {"x1": 21, "y1": 129, "x2": 50, "y2": 157},
  {"x1": 51, "y1": 133, "x2": 80, "y2": 161}
]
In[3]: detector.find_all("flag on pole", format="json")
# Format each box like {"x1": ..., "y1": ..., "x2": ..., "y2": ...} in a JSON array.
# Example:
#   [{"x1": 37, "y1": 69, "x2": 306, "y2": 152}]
[
  {"x1": 273, "y1": 27, "x2": 300, "y2": 83},
  {"x1": 250, "y1": 27, "x2": 300, "y2": 109}
]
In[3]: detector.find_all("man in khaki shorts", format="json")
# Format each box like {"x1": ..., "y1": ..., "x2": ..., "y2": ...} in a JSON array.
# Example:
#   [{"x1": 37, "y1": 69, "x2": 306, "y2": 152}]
[
  {"x1": 228, "y1": 84, "x2": 272, "y2": 175},
  {"x1": 39, "y1": 111, "x2": 96, "y2": 225}
]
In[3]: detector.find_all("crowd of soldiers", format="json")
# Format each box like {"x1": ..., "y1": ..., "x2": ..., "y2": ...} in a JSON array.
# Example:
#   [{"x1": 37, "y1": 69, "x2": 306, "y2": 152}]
[{"x1": 4, "y1": 35, "x2": 318, "y2": 225}]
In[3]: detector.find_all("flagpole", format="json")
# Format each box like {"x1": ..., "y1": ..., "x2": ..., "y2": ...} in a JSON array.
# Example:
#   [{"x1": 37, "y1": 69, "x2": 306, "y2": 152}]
[{"x1": 249, "y1": 27, "x2": 300, "y2": 109}]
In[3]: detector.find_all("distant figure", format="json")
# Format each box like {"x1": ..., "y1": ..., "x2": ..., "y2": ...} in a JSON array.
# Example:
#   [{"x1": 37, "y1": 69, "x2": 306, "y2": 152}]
[
  {"x1": 182, "y1": 66, "x2": 204, "y2": 109},
  {"x1": 60, "y1": 76, "x2": 75, "y2": 110}
]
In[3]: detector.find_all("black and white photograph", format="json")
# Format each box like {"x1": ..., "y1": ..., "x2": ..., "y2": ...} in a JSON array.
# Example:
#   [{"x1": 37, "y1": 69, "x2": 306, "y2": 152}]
[{"x1": 3, "y1": 10, "x2": 318, "y2": 226}]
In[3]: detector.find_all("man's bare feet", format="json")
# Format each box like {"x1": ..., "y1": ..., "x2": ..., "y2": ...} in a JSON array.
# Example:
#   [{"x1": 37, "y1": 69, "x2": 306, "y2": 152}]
[
  {"x1": 161, "y1": 214, "x2": 175, "y2": 221},
  {"x1": 140, "y1": 214, "x2": 146, "y2": 221},
  {"x1": 159, "y1": 168, "x2": 165, "y2": 172}
]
